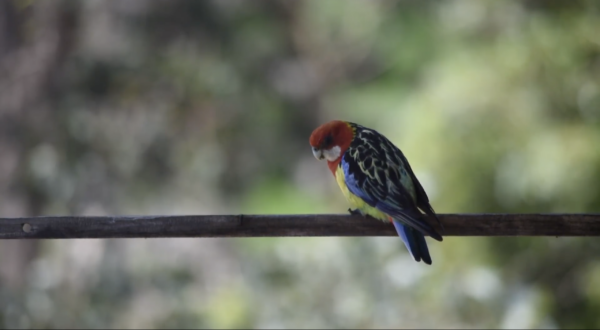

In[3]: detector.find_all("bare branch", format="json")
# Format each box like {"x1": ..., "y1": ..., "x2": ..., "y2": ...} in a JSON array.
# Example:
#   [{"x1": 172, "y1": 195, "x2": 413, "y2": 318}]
[{"x1": 1, "y1": 213, "x2": 599, "y2": 239}]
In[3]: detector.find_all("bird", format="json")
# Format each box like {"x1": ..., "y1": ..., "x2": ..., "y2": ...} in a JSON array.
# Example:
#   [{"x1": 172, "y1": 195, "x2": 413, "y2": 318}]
[{"x1": 309, "y1": 120, "x2": 443, "y2": 265}]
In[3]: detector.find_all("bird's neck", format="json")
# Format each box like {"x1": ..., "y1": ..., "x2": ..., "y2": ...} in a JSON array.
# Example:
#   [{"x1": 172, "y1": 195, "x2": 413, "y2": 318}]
[{"x1": 327, "y1": 157, "x2": 343, "y2": 176}]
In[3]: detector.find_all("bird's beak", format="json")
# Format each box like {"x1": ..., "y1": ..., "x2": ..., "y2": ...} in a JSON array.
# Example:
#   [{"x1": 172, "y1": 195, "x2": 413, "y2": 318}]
[{"x1": 312, "y1": 147, "x2": 324, "y2": 160}]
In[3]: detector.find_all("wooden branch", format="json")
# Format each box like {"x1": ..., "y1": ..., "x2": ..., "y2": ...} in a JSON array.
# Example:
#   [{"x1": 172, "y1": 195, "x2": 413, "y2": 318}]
[{"x1": 0, "y1": 214, "x2": 599, "y2": 239}]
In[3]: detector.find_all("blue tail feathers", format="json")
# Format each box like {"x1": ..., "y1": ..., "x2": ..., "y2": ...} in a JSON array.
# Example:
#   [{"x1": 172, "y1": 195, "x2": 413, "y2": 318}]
[{"x1": 392, "y1": 219, "x2": 432, "y2": 265}]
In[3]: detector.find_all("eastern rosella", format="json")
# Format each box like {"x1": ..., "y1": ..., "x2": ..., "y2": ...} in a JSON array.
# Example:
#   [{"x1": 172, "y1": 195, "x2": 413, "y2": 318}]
[{"x1": 309, "y1": 120, "x2": 443, "y2": 265}]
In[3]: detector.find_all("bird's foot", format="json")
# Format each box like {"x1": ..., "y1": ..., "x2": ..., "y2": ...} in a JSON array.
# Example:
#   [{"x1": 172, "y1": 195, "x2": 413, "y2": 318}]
[
  {"x1": 348, "y1": 208, "x2": 379, "y2": 221},
  {"x1": 348, "y1": 208, "x2": 362, "y2": 216}
]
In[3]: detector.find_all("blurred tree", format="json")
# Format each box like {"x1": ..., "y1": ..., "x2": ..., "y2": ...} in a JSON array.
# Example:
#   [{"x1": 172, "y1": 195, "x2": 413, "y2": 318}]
[{"x1": 1, "y1": 0, "x2": 600, "y2": 328}]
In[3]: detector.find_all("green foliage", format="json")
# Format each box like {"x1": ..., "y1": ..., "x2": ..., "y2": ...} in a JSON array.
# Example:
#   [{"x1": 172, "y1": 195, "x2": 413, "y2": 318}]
[{"x1": 1, "y1": 0, "x2": 600, "y2": 328}]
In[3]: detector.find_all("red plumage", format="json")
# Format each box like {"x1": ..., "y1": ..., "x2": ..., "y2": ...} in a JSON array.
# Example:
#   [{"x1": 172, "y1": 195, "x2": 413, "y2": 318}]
[{"x1": 309, "y1": 120, "x2": 355, "y2": 175}]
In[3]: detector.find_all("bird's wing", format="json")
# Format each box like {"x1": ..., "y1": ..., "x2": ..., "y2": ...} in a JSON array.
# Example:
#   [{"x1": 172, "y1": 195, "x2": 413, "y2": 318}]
[
  {"x1": 341, "y1": 130, "x2": 442, "y2": 241},
  {"x1": 395, "y1": 148, "x2": 444, "y2": 232}
]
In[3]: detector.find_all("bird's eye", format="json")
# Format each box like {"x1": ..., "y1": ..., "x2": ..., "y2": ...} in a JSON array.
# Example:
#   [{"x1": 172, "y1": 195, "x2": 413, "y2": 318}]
[{"x1": 323, "y1": 134, "x2": 333, "y2": 147}]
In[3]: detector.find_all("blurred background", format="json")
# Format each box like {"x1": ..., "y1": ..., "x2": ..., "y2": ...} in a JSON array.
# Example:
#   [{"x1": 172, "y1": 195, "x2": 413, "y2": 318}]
[{"x1": 1, "y1": 0, "x2": 600, "y2": 328}]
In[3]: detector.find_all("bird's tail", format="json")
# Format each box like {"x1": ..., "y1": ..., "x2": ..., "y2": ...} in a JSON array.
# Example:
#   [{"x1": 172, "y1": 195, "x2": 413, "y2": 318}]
[{"x1": 392, "y1": 219, "x2": 432, "y2": 265}]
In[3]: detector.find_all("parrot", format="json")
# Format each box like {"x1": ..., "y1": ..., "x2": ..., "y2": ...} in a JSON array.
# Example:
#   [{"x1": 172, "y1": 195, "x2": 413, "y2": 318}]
[{"x1": 309, "y1": 120, "x2": 443, "y2": 265}]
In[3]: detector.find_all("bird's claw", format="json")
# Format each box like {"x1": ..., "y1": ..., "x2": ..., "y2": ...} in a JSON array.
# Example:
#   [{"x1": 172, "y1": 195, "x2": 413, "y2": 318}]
[{"x1": 348, "y1": 208, "x2": 380, "y2": 221}]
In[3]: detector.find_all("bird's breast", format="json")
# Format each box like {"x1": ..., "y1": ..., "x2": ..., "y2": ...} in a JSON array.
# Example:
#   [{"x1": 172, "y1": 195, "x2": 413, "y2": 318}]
[{"x1": 334, "y1": 165, "x2": 389, "y2": 222}]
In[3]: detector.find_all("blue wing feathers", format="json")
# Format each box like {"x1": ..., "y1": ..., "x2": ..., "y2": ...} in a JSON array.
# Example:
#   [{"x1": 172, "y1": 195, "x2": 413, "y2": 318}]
[{"x1": 342, "y1": 158, "x2": 377, "y2": 205}]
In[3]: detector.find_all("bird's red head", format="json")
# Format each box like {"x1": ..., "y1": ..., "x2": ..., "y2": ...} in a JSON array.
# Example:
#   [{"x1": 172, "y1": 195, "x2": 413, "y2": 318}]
[{"x1": 309, "y1": 120, "x2": 355, "y2": 167}]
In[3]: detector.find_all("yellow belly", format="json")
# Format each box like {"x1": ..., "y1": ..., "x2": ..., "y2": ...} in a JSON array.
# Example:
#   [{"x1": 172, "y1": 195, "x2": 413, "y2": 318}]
[{"x1": 335, "y1": 166, "x2": 389, "y2": 222}]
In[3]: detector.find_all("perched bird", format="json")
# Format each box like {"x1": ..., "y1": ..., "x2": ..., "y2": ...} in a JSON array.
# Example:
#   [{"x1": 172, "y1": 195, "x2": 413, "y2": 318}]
[{"x1": 309, "y1": 120, "x2": 443, "y2": 265}]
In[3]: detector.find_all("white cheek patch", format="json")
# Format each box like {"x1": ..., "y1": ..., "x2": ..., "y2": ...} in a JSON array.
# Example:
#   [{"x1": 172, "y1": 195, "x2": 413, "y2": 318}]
[{"x1": 323, "y1": 146, "x2": 341, "y2": 162}]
